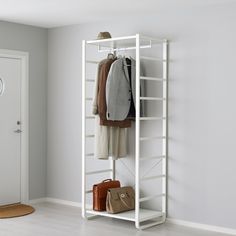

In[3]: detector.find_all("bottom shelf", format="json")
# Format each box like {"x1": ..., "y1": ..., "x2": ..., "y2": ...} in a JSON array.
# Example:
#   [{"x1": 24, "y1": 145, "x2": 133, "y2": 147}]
[{"x1": 86, "y1": 208, "x2": 163, "y2": 222}]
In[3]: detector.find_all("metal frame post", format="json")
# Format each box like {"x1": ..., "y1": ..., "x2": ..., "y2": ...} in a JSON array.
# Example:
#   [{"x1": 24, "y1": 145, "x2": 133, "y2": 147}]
[
  {"x1": 162, "y1": 40, "x2": 168, "y2": 220},
  {"x1": 110, "y1": 160, "x2": 116, "y2": 180},
  {"x1": 82, "y1": 40, "x2": 86, "y2": 218},
  {"x1": 135, "y1": 34, "x2": 140, "y2": 229}
]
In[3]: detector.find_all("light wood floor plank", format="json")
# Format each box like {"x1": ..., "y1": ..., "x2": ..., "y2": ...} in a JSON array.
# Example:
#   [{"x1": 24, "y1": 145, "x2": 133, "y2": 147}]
[{"x1": 0, "y1": 202, "x2": 229, "y2": 236}]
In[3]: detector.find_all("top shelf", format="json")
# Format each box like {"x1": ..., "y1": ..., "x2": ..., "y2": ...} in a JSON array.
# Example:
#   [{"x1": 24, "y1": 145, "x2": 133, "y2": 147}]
[{"x1": 86, "y1": 34, "x2": 167, "y2": 51}]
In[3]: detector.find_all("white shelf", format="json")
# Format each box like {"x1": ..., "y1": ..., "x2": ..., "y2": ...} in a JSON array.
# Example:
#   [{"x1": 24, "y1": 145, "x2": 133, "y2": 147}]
[
  {"x1": 86, "y1": 35, "x2": 166, "y2": 52},
  {"x1": 86, "y1": 208, "x2": 163, "y2": 222}
]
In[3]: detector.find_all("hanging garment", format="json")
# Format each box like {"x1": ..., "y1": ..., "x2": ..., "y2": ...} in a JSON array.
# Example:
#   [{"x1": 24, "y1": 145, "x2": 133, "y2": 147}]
[
  {"x1": 92, "y1": 58, "x2": 106, "y2": 115},
  {"x1": 92, "y1": 57, "x2": 128, "y2": 159},
  {"x1": 126, "y1": 58, "x2": 135, "y2": 118},
  {"x1": 98, "y1": 58, "x2": 131, "y2": 128},
  {"x1": 94, "y1": 116, "x2": 127, "y2": 160},
  {"x1": 130, "y1": 57, "x2": 145, "y2": 118},
  {"x1": 106, "y1": 57, "x2": 145, "y2": 121},
  {"x1": 93, "y1": 57, "x2": 131, "y2": 128}
]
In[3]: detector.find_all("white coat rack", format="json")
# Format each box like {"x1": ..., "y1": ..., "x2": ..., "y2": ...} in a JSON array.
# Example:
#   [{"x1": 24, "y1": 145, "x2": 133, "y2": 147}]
[{"x1": 81, "y1": 34, "x2": 168, "y2": 229}]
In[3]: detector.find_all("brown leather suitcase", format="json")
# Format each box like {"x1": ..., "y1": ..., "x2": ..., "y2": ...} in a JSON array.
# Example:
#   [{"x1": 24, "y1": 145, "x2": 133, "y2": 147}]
[{"x1": 93, "y1": 179, "x2": 120, "y2": 211}]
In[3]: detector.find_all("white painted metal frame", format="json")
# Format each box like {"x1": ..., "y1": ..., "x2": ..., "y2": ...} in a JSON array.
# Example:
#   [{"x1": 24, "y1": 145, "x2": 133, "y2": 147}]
[
  {"x1": 135, "y1": 34, "x2": 141, "y2": 229},
  {"x1": 81, "y1": 34, "x2": 168, "y2": 229},
  {"x1": 0, "y1": 49, "x2": 29, "y2": 204}
]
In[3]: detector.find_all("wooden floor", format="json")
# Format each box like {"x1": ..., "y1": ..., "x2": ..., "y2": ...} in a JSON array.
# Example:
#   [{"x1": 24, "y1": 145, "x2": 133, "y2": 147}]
[{"x1": 0, "y1": 202, "x2": 228, "y2": 236}]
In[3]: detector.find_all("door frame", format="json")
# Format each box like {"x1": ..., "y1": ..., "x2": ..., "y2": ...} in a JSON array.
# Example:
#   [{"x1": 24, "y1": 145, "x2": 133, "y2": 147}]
[{"x1": 0, "y1": 49, "x2": 29, "y2": 204}]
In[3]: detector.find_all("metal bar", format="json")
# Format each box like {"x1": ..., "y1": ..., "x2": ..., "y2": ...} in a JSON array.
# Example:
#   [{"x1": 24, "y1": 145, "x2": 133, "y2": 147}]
[
  {"x1": 140, "y1": 117, "x2": 165, "y2": 121},
  {"x1": 85, "y1": 97, "x2": 93, "y2": 101},
  {"x1": 141, "y1": 174, "x2": 166, "y2": 181},
  {"x1": 110, "y1": 160, "x2": 116, "y2": 180},
  {"x1": 86, "y1": 169, "x2": 112, "y2": 175},
  {"x1": 140, "y1": 76, "x2": 166, "y2": 82},
  {"x1": 140, "y1": 35, "x2": 167, "y2": 43},
  {"x1": 119, "y1": 159, "x2": 135, "y2": 178},
  {"x1": 85, "y1": 134, "x2": 95, "y2": 138},
  {"x1": 85, "y1": 153, "x2": 94, "y2": 157},
  {"x1": 87, "y1": 35, "x2": 136, "y2": 45},
  {"x1": 98, "y1": 45, "x2": 151, "y2": 53},
  {"x1": 140, "y1": 155, "x2": 165, "y2": 161},
  {"x1": 87, "y1": 34, "x2": 166, "y2": 46},
  {"x1": 162, "y1": 39, "x2": 168, "y2": 220},
  {"x1": 138, "y1": 220, "x2": 165, "y2": 230},
  {"x1": 85, "y1": 116, "x2": 95, "y2": 119},
  {"x1": 85, "y1": 213, "x2": 100, "y2": 220},
  {"x1": 140, "y1": 136, "x2": 166, "y2": 141},
  {"x1": 86, "y1": 79, "x2": 95, "y2": 82},
  {"x1": 140, "y1": 159, "x2": 163, "y2": 181},
  {"x1": 140, "y1": 97, "x2": 165, "y2": 101},
  {"x1": 81, "y1": 40, "x2": 86, "y2": 219},
  {"x1": 86, "y1": 60, "x2": 99, "y2": 64},
  {"x1": 85, "y1": 190, "x2": 93, "y2": 194},
  {"x1": 140, "y1": 56, "x2": 165, "y2": 62},
  {"x1": 139, "y1": 194, "x2": 165, "y2": 202},
  {"x1": 135, "y1": 33, "x2": 140, "y2": 229},
  {"x1": 140, "y1": 212, "x2": 163, "y2": 223}
]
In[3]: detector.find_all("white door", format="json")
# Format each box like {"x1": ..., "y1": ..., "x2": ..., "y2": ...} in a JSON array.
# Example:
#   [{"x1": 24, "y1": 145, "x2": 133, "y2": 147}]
[{"x1": 0, "y1": 57, "x2": 21, "y2": 206}]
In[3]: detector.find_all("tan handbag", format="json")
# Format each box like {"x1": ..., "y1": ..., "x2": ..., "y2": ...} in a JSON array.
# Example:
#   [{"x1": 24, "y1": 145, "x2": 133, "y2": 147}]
[{"x1": 106, "y1": 186, "x2": 135, "y2": 214}]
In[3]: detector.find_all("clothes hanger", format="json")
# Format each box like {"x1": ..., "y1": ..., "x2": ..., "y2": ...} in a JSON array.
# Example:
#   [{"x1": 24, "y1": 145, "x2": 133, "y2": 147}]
[
  {"x1": 107, "y1": 50, "x2": 116, "y2": 59},
  {"x1": 115, "y1": 49, "x2": 122, "y2": 59},
  {"x1": 107, "y1": 53, "x2": 114, "y2": 59},
  {"x1": 107, "y1": 47, "x2": 117, "y2": 59}
]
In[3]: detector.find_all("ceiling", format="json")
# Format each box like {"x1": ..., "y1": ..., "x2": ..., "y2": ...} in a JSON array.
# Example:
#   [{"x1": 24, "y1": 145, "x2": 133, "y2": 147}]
[{"x1": 0, "y1": 0, "x2": 234, "y2": 28}]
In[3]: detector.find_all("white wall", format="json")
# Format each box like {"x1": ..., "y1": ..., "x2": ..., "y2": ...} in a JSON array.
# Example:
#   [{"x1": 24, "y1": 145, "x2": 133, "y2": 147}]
[
  {"x1": 0, "y1": 21, "x2": 48, "y2": 199},
  {"x1": 47, "y1": 2, "x2": 236, "y2": 229}
]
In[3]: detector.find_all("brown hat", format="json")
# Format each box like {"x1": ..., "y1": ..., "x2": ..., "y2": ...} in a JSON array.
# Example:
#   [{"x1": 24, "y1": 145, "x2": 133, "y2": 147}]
[{"x1": 97, "y1": 32, "x2": 112, "y2": 40}]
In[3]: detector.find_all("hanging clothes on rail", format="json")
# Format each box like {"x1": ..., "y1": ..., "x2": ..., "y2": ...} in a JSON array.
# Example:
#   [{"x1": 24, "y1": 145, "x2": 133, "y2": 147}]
[
  {"x1": 97, "y1": 57, "x2": 131, "y2": 128},
  {"x1": 94, "y1": 116, "x2": 127, "y2": 160},
  {"x1": 125, "y1": 58, "x2": 135, "y2": 118},
  {"x1": 106, "y1": 57, "x2": 145, "y2": 121},
  {"x1": 92, "y1": 55, "x2": 128, "y2": 160}
]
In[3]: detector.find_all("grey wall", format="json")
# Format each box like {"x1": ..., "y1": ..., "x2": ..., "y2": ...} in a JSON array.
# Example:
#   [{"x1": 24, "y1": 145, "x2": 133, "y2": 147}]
[
  {"x1": 47, "y1": 2, "x2": 236, "y2": 229},
  {"x1": 0, "y1": 21, "x2": 48, "y2": 199}
]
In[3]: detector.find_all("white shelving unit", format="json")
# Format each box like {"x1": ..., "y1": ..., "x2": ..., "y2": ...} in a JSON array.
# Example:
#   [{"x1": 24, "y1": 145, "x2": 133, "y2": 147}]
[{"x1": 82, "y1": 34, "x2": 168, "y2": 230}]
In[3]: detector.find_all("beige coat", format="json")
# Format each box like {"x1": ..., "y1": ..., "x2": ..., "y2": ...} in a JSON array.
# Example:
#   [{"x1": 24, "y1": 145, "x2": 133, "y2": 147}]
[
  {"x1": 94, "y1": 116, "x2": 127, "y2": 160},
  {"x1": 93, "y1": 59, "x2": 128, "y2": 160}
]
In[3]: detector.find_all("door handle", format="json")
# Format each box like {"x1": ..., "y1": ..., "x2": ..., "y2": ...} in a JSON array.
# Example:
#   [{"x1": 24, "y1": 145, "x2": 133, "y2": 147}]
[{"x1": 14, "y1": 129, "x2": 22, "y2": 133}]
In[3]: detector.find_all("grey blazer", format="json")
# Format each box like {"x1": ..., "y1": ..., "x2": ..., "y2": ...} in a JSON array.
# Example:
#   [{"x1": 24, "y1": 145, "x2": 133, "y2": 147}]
[{"x1": 106, "y1": 57, "x2": 145, "y2": 121}]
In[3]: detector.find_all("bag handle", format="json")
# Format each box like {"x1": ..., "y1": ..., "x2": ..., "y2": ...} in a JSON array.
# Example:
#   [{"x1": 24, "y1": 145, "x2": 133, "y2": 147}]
[{"x1": 102, "y1": 179, "x2": 112, "y2": 183}]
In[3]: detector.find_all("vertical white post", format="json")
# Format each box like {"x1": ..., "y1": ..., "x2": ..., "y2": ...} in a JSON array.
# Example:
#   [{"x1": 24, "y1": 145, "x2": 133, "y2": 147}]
[
  {"x1": 110, "y1": 160, "x2": 116, "y2": 180},
  {"x1": 82, "y1": 40, "x2": 86, "y2": 218},
  {"x1": 162, "y1": 40, "x2": 168, "y2": 220},
  {"x1": 135, "y1": 34, "x2": 140, "y2": 229},
  {"x1": 110, "y1": 41, "x2": 116, "y2": 181}
]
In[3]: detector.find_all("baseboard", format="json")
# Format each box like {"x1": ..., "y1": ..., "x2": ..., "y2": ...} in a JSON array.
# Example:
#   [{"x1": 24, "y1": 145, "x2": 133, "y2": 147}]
[
  {"x1": 30, "y1": 197, "x2": 92, "y2": 208},
  {"x1": 167, "y1": 218, "x2": 236, "y2": 235},
  {"x1": 29, "y1": 197, "x2": 236, "y2": 235},
  {"x1": 29, "y1": 198, "x2": 47, "y2": 204},
  {"x1": 45, "y1": 198, "x2": 83, "y2": 208}
]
